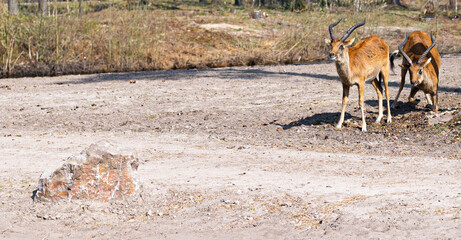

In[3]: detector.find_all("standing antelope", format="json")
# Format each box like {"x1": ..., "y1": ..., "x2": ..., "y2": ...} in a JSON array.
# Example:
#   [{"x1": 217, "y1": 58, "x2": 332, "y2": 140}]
[
  {"x1": 390, "y1": 31, "x2": 440, "y2": 112},
  {"x1": 325, "y1": 19, "x2": 392, "y2": 132}
]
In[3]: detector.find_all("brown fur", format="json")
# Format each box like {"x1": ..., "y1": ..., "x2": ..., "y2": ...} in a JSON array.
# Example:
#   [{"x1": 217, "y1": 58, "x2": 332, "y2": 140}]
[{"x1": 391, "y1": 31, "x2": 441, "y2": 112}]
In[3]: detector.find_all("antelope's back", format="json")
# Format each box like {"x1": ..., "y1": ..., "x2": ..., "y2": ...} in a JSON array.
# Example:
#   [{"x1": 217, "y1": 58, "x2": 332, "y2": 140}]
[
  {"x1": 404, "y1": 31, "x2": 441, "y2": 76},
  {"x1": 349, "y1": 35, "x2": 389, "y2": 70}
]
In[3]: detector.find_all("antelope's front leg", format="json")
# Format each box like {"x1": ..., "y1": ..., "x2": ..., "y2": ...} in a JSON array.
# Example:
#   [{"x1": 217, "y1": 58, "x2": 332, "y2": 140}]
[
  {"x1": 336, "y1": 84, "x2": 350, "y2": 129},
  {"x1": 425, "y1": 93, "x2": 433, "y2": 106},
  {"x1": 431, "y1": 93, "x2": 438, "y2": 112},
  {"x1": 358, "y1": 83, "x2": 367, "y2": 132},
  {"x1": 408, "y1": 87, "x2": 419, "y2": 105}
]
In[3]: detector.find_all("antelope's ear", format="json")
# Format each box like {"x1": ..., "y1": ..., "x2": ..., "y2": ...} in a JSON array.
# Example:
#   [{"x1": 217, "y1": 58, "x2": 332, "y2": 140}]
[
  {"x1": 344, "y1": 38, "x2": 355, "y2": 46},
  {"x1": 423, "y1": 57, "x2": 432, "y2": 67},
  {"x1": 325, "y1": 39, "x2": 331, "y2": 45}
]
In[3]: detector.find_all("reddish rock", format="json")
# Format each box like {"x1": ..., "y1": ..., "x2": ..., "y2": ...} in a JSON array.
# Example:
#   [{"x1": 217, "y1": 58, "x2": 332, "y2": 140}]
[{"x1": 33, "y1": 141, "x2": 140, "y2": 201}]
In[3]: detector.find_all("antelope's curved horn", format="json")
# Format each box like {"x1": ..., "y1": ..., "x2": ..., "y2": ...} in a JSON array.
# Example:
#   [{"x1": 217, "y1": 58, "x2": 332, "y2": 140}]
[
  {"x1": 329, "y1": 19, "x2": 342, "y2": 40},
  {"x1": 340, "y1": 19, "x2": 366, "y2": 41},
  {"x1": 417, "y1": 32, "x2": 435, "y2": 64},
  {"x1": 398, "y1": 33, "x2": 413, "y2": 66}
]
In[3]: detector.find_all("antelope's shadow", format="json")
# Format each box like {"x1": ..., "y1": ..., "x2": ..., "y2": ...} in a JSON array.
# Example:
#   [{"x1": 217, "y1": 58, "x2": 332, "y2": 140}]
[
  {"x1": 272, "y1": 112, "x2": 351, "y2": 130},
  {"x1": 274, "y1": 100, "x2": 432, "y2": 131},
  {"x1": 365, "y1": 99, "x2": 433, "y2": 115}
]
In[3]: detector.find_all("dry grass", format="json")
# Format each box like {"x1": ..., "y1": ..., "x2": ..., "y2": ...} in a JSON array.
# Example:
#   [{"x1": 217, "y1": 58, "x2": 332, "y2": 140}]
[{"x1": 0, "y1": 0, "x2": 460, "y2": 77}]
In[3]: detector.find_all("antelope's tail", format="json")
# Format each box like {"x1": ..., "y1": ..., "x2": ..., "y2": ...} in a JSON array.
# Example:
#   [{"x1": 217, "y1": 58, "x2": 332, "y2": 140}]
[{"x1": 390, "y1": 50, "x2": 400, "y2": 74}]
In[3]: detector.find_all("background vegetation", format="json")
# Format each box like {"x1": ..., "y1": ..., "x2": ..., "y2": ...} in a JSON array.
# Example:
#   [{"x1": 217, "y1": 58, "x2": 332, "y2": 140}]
[{"x1": 1, "y1": 0, "x2": 460, "y2": 77}]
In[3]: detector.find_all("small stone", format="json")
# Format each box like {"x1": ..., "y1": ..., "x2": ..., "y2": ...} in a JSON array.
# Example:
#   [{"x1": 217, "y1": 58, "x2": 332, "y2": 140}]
[
  {"x1": 238, "y1": 145, "x2": 251, "y2": 150},
  {"x1": 280, "y1": 202, "x2": 292, "y2": 207},
  {"x1": 249, "y1": 10, "x2": 268, "y2": 19}
]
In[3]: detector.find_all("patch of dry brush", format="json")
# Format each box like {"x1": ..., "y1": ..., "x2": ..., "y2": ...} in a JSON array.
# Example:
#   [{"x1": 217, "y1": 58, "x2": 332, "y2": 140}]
[{"x1": 0, "y1": 1, "x2": 460, "y2": 77}]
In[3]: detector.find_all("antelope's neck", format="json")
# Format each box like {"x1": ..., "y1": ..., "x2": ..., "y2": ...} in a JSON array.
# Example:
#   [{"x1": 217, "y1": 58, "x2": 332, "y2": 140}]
[
  {"x1": 423, "y1": 71, "x2": 434, "y2": 89},
  {"x1": 335, "y1": 51, "x2": 352, "y2": 84}
]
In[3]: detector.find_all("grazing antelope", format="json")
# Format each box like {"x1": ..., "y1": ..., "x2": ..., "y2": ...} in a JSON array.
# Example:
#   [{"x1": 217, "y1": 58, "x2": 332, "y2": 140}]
[
  {"x1": 390, "y1": 31, "x2": 440, "y2": 112},
  {"x1": 325, "y1": 19, "x2": 392, "y2": 132}
]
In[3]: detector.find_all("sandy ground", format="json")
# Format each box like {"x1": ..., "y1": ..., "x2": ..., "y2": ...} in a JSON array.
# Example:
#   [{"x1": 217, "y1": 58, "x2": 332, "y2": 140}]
[{"x1": 0, "y1": 55, "x2": 460, "y2": 239}]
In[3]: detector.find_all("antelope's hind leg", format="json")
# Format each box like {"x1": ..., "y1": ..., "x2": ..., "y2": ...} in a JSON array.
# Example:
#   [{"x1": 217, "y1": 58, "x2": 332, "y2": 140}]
[
  {"x1": 371, "y1": 78, "x2": 383, "y2": 123},
  {"x1": 381, "y1": 68, "x2": 392, "y2": 123}
]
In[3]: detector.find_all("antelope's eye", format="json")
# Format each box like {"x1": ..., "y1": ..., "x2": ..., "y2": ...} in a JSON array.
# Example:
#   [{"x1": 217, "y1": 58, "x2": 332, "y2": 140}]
[
  {"x1": 418, "y1": 69, "x2": 423, "y2": 75},
  {"x1": 339, "y1": 45, "x2": 344, "y2": 50}
]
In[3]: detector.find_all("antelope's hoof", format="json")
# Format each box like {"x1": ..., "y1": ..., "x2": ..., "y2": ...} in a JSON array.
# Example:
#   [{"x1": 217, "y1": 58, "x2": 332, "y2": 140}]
[
  {"x1": 409, "y1": 98, "x2": 420, "y2": 105},
  {"x1": 335, "y1": 124, "x2": 342, "y2": 129}
]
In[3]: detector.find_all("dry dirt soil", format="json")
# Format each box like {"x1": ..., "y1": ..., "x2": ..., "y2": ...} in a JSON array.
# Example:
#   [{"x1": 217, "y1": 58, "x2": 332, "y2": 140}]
[{"x1": 0, "y1": 55, "x2": 460, "y2": 239}]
